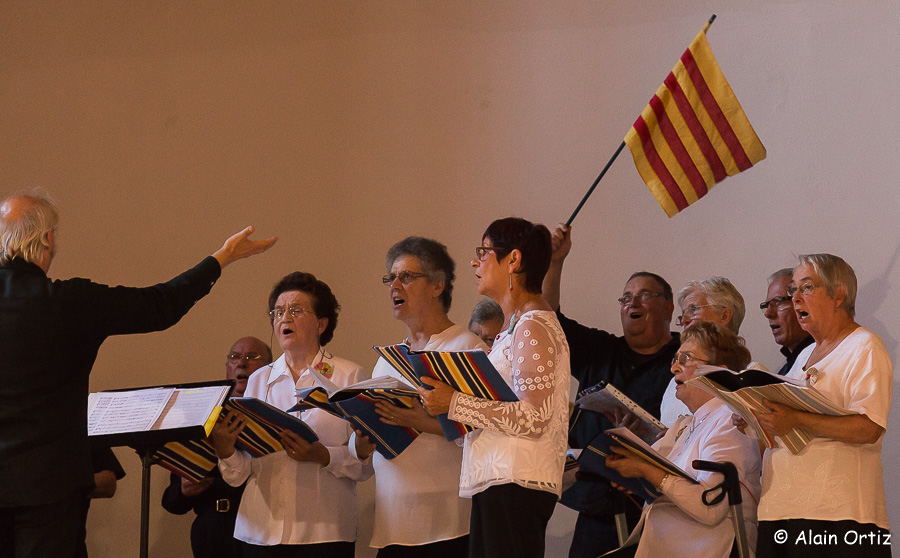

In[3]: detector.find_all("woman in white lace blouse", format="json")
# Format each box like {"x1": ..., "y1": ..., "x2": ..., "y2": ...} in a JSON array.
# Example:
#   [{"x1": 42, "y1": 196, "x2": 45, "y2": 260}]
[{"x1": 419, "y1": 217, "x2": 571, "y2": 558}]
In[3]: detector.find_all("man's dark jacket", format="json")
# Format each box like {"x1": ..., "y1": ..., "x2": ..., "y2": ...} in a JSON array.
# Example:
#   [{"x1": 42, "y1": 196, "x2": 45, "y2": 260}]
[{"x1": 0, "y1": 256, "x2": 220, "y2": 507}]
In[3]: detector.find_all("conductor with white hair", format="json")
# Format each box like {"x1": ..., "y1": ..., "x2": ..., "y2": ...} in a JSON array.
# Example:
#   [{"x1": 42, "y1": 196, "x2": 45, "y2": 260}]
[{"x1": 0, "y1": 193, "x2": 276, "y2": 557}]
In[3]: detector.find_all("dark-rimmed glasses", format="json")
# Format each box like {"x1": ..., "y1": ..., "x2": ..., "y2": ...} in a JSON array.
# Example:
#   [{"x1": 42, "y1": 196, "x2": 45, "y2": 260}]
[
  {"x1": 617, "y1": 291, "x2": 665, "y2": 306},
  {"x1": 759, "y1": 296, "x2": 793, "y2": 310},
  {"x1": 382, "y1": 271, "x2": 429, "y2": 286},
  {"x1": 675, "y1": 304, "x2": 722, "y2": 326},
  {"x1": 672, "y1": 352, "x2": 709, "y2": 366},
  {"x1": 269, "y1": 306, "x2": 316, "y2": 321},
  {"x1": 227, "y1": 352, "x2": 265, "y2": 363},
  {"x1": 475, "y1": 246, "x2": 506, "y2": 261}
]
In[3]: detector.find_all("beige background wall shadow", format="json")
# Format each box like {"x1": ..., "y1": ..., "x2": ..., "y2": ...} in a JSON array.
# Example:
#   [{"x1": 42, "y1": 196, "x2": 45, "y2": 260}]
[{"x1": 2, "y1": 1, "x2": 899, "y2": 556}]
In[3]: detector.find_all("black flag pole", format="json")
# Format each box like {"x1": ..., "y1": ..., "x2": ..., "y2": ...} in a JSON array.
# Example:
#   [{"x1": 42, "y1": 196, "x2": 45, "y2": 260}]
[
  {"x1": 564, "y1": 14, "x2": 717, "y2": 227},
  {"x1": 564, "y1": 141, "x2": 626, "y2": 226}
]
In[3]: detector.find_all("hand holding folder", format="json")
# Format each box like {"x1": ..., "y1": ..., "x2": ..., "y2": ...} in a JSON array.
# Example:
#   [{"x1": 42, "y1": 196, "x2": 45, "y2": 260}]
[
  {"x1": 289, "y1": 365, "x2": 421, "y2": 459},
  {"x1": 373, "y1": 345, "x2": 517, "y2": 441}
]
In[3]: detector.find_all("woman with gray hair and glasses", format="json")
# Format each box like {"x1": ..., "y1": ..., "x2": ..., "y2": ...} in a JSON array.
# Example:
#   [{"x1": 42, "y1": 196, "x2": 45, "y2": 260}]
[
  {"x1": 753, "y1": 254, "x2": 892, "y2": 558},
  {"x1": 353, "y1": 236, "x2": 488, "y2": 558}
]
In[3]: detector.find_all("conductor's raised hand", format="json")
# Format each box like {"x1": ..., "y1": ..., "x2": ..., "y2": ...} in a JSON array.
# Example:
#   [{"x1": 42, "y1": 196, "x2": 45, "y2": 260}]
[
  {"x1": 213, "y1": 226, "x2": 278, "y2": 268},
  {"x1": 550, "y1": 224, "x2": 572, "y2": 263},
  {"x1": 417, "y1": 377, "x2": 456, "y2": 416}
]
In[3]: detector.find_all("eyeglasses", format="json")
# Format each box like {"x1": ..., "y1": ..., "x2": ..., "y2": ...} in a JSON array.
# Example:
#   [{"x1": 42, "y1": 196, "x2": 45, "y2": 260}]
[
  {"x1": 672, "y1": 352, "x2": 709, "y2": 366},
  {"x1": 475, "y1": 246, "x2": 506, "y2": 261},
  {"x1": 787, "y1": 282, "x2": 821, "y2": 297},
  {"x1": 759, "y1": 295, "x2": 793, "y2": 310},
  {"x1": 675, "y1": 304, "x2": 721, "y2": 326},
  {"x1": 617, "y1": 291, "x2": 666, "y2": 306},
  {"x1": 268, "y1": 306, "x2": 317, "y2": 321},
  {"x1": 227, "y1": 352, "x2": 265, "y2": 363},
  {"x1": 382, "y1": 271, "x2": 429, "y2": 286}
]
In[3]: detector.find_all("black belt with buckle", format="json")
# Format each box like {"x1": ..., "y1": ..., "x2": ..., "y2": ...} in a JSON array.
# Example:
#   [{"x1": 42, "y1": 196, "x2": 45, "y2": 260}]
[{"x1": 215, "y1": 498, "x2": 231, "y2": 513}]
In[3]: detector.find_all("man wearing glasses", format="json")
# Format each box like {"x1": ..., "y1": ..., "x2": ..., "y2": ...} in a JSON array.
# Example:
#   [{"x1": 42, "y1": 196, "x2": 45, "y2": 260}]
[
  {"x1": 224, "y1": 337, "x2": 273, "y2": 398},
  {"x1": 761, "y1": 268, "x2": 813, "y2": 376},
  {"x1": 162, "y1": 336, "x2": 272, "y2": 558},
  {"x1": 542, "y1": 225, "x2": 679, "y2": 558}
]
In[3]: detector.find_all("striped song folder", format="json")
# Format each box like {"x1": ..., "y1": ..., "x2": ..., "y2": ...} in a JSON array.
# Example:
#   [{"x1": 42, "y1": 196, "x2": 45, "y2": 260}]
[
  {"x1": 373, "y1": 345, "x2": 517, "y2": 441},
  {"x1": 226, "y1": 397, "x2": 318, "y2": 457},
  {"x1": 686, "y1": 366, "x2": 853, "y2": 454},
  {"x1": 291, "y1": 379, "x2": 420, "y2": 460},
  {"x1": 153, "y1": 397, "x2": 319, "y2": 479}
]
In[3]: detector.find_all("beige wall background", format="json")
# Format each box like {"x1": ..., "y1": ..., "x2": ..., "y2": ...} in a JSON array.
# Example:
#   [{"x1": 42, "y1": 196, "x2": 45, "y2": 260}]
[{"x1": 2, "y1": 1, "x2": 899, "y2": 556}]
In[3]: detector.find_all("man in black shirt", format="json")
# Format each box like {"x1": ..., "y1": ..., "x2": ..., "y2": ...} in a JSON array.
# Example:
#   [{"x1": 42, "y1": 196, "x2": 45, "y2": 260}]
[
  {"x1": 761, "y1": 268, "x2": 813, "y2": 375},
  {"x1": 543, "y1": 225, "x2": 678, "y2": 558},
  {"x1": 161, "y1": 336, "x2": 272, "y2": 558},
  {"x1": 0, "y1": 193, "x2": 276, "y2": 558}
]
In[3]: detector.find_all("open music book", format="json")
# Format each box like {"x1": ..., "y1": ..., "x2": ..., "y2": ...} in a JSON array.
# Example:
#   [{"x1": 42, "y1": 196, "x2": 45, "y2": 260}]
[
  {"x1": 575, "y1": 381, "x2": 666, "y2": 437},
  {"x1": 576, "y1": 427, "x2": 697, "y2": 502},
  {"x1": 686, "y1": 365, "x2": 854, "y2": 454},
  {"x1": 288, "y1": 367, "x2": 420, "y2": 459},
  {"x1": 373, "y1": 344, "x2": 517, "y2": 441}
]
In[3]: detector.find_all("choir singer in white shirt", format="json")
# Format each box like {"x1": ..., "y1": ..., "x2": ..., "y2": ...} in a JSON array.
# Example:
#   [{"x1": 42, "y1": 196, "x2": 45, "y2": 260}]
[
  {"x1": 212, "y1": 272, "x2": 373, "y2": 558},
  {"x1": 605, "y1": 322, "x2": 762, "y2": 558}
]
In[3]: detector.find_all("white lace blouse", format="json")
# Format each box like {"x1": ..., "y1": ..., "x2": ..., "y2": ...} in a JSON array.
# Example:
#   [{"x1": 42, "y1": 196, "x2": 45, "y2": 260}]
[{"x1": 448, "y1": 310, "x2": 571, "y2": 498}]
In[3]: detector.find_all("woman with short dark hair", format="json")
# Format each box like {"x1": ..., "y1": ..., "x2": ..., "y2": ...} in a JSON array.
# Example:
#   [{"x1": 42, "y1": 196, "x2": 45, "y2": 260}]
[
  {"x1": 419, "y1": 217, "x2": 570, "y2": 558},
  {"x1": 212, "y1": 271, "x2": 372, "y2": 558}
]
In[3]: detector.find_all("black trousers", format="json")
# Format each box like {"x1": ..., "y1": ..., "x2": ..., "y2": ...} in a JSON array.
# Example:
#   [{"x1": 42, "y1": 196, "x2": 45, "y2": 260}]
[
  {"x1": 469, "y1": 484, "x2": 557, "y2": 558},
  {"x1": 240, "y1": 541, "x2": 354, "y2": 558},
  {"x1": 0, "y1": 491, "x2": 83, "y2": 558},
  {"x1": 190, "y1": 511, "x2": 241, "y2": 558},
  {"x1": 377, "y1": 535, "x2": 469, "y2": 558},
  {"x1": 568, "y1": 505, "x2": 643, "y2": 558}
]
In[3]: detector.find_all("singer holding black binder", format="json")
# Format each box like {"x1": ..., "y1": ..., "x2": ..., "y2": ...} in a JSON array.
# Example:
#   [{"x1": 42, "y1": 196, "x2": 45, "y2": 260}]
[{"x1": 0, "y1": 193, "x2": 276, "y2": 558}]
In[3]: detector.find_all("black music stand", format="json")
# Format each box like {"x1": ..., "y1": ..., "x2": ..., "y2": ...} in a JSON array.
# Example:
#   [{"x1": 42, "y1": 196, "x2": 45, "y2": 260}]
[{"x1": 90, "y1": 379, "x2": 234, "y2": 558}]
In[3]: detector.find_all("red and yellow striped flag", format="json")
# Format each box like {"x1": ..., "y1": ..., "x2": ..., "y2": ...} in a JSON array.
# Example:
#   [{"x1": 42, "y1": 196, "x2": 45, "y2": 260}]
[{"x1": 624, "y1": 21, "x2": 766, "y2": 217}]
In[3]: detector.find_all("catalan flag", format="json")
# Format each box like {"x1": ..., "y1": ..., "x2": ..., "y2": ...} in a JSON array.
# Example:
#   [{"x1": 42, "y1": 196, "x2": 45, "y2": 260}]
[{"x1": 624, "y1": 19, "x2": 766, "y2": 217}]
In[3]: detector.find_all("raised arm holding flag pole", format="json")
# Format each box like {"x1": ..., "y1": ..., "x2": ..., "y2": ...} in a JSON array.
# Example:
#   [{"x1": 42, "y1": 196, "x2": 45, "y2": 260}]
[{"x1": 565, "y1": 14, "x2": 766, "y2": 224}]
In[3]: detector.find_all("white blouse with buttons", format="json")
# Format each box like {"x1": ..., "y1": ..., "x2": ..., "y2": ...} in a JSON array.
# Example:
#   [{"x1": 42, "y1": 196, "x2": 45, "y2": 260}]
[{"x1": 218, "y1": 354, "x2": 374, "y2": 546}]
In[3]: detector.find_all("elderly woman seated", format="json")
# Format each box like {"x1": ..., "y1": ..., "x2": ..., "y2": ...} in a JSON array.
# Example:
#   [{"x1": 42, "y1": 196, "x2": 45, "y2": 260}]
[{"x1": 605, "y1": 322, "x2": 762, "y2": 558}]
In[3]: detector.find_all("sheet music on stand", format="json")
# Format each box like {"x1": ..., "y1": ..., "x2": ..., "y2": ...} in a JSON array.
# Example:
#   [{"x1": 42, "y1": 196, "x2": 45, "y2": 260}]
[
  {"x1": 87, "y1": 379, "x2": 234, "y2": 558},
  {"x1": 88, "y1": 381, "x2": 232, "y2": 445}
]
